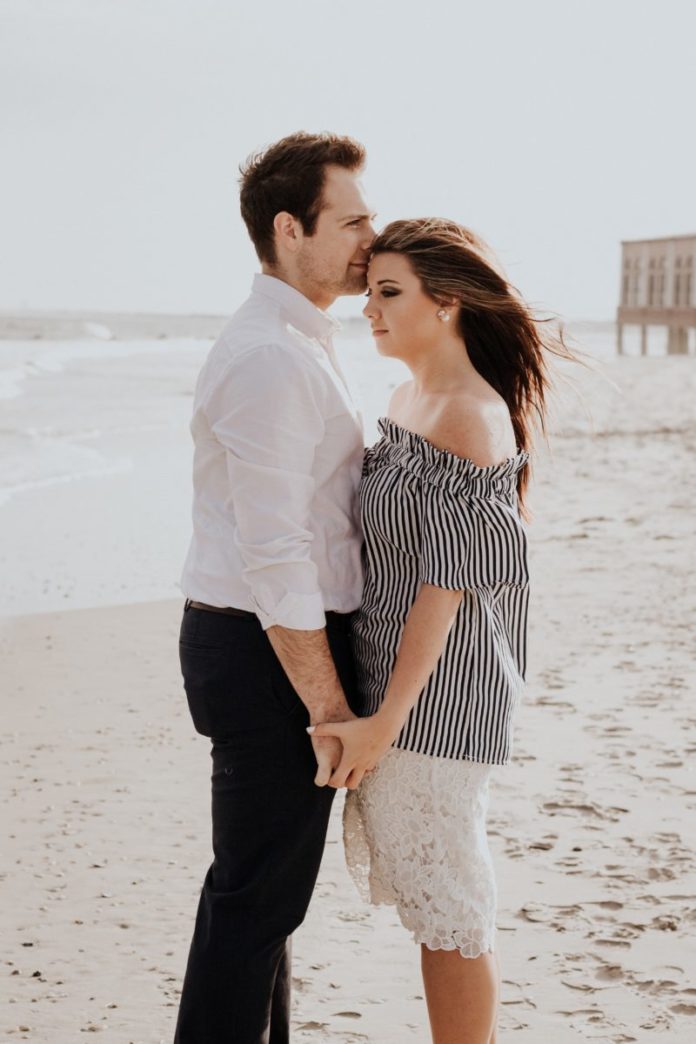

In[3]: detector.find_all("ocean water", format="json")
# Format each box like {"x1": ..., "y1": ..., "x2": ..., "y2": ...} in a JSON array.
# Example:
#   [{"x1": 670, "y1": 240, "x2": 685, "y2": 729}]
[{"x1": 0, "y1": 321, "x2": 619, "y2": 616}]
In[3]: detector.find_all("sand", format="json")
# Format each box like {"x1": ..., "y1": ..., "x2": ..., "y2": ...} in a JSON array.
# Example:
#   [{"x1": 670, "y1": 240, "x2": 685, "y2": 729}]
[{"x1": 2, "y1": 353, "x2": 696, "y2": 1042}]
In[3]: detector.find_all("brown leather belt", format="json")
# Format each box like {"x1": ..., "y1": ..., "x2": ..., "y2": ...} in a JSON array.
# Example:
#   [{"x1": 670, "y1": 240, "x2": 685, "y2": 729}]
[
  {"x1": 186, "y1": 600, "x2": 354, "y2": 626},
  {"x1": 187, "y1": 600, "x2": 255, "y2": 618}
]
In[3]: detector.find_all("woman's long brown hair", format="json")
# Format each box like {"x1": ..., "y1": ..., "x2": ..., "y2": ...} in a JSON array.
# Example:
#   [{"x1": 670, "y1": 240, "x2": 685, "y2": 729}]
[{"x1": 371, "y1": 218, "x2": 579, "y2": 510}]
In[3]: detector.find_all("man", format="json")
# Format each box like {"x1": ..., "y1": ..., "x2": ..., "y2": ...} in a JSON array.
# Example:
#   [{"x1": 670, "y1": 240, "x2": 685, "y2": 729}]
[{"x1": 174, "y1": 132, "x2": 375, "y2": 1043}]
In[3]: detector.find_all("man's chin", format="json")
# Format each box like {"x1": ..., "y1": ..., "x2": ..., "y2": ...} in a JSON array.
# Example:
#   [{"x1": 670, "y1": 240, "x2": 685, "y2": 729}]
[{"x1": 337, "y1": 272, "x2": 368, "y2": 297}]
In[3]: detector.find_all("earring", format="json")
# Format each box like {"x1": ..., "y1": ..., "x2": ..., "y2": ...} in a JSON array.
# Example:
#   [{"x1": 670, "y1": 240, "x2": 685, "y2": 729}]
[{"x1": 437, "y1": 309, "x2": 451, "y2": 322}]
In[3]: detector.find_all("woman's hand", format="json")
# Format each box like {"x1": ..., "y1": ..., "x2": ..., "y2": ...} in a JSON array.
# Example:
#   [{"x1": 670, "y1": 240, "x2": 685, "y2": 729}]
[{"x1": 307, "y1": 712, "x2": 401, "y2": 790}]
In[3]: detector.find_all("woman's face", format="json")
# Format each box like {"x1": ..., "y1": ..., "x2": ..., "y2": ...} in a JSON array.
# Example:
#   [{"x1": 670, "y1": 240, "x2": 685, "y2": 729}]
[{"x1": 362, "y1": 252, "x2": 445, "y2": 359}]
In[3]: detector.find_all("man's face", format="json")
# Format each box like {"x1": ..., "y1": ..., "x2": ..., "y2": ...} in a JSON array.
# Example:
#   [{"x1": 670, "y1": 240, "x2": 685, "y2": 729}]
[{"x1": 296, "y1": 165, "x2": 376, "y2": 304}]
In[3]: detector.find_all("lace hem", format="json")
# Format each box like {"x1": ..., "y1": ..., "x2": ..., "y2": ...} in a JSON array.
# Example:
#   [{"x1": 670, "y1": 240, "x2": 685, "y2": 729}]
[{"x1": 343, "y1": 747, "x2": 497, "y2": 959}]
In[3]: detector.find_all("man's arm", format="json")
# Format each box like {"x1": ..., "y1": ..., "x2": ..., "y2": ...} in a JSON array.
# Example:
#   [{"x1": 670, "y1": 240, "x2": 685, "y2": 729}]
[
  {"x1": 265, "y1": 625, "x2": 354, "y2": 785},
  {"x1": 206, "y1": 343, "x2": 354, "y2": 782}
]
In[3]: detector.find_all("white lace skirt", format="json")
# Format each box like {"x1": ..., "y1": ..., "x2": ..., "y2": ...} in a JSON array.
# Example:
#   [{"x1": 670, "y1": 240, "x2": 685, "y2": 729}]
[{"x1": 343, "y1": 746, "x2": 497, "y2": 958}]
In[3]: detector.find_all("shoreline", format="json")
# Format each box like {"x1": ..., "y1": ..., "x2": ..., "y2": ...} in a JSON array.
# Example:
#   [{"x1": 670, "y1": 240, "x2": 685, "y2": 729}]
[{"x1": 0, "y1": 312, "x2": 379, "y2": 342}]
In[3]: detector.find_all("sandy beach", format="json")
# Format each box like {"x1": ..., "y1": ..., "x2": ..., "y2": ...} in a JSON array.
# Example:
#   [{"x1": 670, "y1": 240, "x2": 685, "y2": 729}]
[{"x1": 2, "y1": 334, "x2": 695, "y2": 1042}]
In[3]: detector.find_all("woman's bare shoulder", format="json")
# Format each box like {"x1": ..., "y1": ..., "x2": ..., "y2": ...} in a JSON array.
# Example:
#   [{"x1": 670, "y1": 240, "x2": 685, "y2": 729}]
[
  {"x1": 428, "y1": 393, "x2": 516, "y2": 467},
  {"x1": 387, "y1": 380, "x2": 414, "y2": 418}
]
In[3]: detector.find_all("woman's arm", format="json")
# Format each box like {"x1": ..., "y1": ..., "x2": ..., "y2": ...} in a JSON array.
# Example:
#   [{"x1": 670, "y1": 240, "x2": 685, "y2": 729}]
[
  {"x1": 308, "y1": 582, "x2": 462, "y2": 788},
  {"x1": 310, "y1": 401, "x2": 514, "y2": 788}
]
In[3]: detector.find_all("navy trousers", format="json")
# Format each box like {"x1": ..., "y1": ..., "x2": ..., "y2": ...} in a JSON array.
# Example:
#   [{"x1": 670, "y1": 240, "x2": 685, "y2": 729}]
[{"x1": 173, "y1": 603, "x2": 359, "y2": 1043}]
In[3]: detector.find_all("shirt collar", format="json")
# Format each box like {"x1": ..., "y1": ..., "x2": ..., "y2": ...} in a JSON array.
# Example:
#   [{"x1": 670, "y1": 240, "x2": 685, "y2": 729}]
[{"x1": 252, "y1": 273, "x2": 341, "y2": 343}]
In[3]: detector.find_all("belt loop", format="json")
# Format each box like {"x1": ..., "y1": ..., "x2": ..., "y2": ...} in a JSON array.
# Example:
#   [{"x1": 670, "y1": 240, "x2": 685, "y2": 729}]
[{"x1": 184, "y1": 598, "x2": 191, "y2": 611}]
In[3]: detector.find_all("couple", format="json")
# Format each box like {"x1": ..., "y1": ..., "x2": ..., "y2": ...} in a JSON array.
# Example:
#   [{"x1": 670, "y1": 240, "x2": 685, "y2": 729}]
[{"x1": 175, "y1": 131, "x2": 560, "y2": 1043}]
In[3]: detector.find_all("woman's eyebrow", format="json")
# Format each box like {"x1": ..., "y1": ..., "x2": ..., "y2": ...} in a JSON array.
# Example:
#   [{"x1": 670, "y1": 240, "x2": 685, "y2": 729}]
[{"x1": 377, "y1": 279, "x2": 401, "y2": 285}]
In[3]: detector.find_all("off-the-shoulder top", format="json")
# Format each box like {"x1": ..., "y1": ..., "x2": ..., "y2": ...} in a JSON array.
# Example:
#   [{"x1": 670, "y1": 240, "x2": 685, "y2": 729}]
[{"x1": 352, "y1": 417, "x2": 530, "y2": 765}]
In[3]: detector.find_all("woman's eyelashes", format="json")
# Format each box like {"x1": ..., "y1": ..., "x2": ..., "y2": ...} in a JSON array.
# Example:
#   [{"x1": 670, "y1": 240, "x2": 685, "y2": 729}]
[{"x1": 365, "y1": 288, "x2": 400, "y2": 299}]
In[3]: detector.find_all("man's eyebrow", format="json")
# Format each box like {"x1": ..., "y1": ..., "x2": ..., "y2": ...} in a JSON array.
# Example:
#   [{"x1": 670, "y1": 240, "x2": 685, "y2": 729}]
[{"x1": 340, "y1": 212, "x2": 377, "y2": 221}]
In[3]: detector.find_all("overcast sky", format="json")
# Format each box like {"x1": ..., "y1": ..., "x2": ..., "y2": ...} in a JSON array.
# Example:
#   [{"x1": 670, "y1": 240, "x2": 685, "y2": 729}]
[{"x1": 2, "y1": 0, "x2": 695, "y2": 319}]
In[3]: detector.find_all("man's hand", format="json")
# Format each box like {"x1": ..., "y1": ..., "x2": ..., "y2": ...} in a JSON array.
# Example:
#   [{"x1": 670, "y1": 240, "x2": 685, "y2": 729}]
[
  {"x1": 310, "y1": 734, "x2": 343, "y2": 787},
  {"x1": 308, "y1": 710, "x2": 400, "y2": 790},
  {"x1": 310, "y1": 706, "x2": 356, "y2": 787}
]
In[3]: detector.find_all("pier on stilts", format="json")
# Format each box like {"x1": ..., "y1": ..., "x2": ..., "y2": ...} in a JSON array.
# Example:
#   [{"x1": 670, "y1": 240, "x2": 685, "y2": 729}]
[{"x1": 617, "y1": 234, "x2": 696, "y2": 356}]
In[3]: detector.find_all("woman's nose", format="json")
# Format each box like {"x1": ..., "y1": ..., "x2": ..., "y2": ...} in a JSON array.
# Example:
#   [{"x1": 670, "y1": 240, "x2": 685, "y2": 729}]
[{"x1": 363, "y1": 298, "x2": 378, "y2": 320}]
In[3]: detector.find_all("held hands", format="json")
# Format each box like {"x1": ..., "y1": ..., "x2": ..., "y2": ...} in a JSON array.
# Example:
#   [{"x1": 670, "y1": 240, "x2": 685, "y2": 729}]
[
  {"x1": 307, "y1": 712, "x2": 400, "y2": 790},
  {"x1": 308, "y1": 707, "x2": 357, "y2": 788},
  {"x1": 309, "y1": 732, "x2": 344, "y2": 788}
]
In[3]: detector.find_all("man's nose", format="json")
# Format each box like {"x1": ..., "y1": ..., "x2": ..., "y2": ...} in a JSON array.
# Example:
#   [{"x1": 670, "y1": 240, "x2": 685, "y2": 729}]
[{"x1": 361, "y1": 222, "x2": 377, "y2": 250}]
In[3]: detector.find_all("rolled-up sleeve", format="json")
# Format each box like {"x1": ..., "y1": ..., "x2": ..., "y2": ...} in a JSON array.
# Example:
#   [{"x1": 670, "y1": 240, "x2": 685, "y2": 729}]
[{"x1": 206, "y1": 343, "x2": 327, "y2": 630}]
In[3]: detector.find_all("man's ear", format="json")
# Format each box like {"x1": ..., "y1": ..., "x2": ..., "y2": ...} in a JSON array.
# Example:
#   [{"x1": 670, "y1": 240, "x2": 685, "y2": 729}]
[{"x1": 273, "y1": 211, "x2": 303, "y2": 255}]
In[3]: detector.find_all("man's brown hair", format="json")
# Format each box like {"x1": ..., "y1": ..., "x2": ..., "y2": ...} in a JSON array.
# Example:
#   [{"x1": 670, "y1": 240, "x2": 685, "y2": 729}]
[{"x1": 239, "y1": 131, "x2": 366, "y2": 265}]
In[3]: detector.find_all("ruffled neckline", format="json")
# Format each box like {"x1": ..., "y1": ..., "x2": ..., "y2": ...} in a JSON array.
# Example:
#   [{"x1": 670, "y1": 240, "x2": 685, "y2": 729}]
[{"x1": 370, "y1": 417, "x2": 528, "y2": 495}]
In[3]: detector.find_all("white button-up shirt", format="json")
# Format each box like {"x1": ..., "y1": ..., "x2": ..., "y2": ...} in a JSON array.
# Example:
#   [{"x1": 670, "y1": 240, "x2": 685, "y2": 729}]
[{"x1": 181, "y1": 274, "x2": 365, "y2": 630}]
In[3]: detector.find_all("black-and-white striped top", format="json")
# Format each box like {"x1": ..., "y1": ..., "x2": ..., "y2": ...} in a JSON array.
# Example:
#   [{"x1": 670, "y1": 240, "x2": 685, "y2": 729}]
[{"x1": 353, "y1": 417, "x2": 530, "y2": 766}]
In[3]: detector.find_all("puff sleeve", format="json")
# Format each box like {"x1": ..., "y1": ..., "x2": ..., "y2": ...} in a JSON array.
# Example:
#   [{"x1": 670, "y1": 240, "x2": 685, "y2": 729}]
[{"x1": 419, "y1": 483, "x2": 528, "y2": 592}]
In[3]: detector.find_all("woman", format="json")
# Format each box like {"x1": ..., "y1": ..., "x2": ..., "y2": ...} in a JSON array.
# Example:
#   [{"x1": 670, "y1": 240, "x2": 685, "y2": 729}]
[{"x1": 309, "y1": 218, "x2": 574, "y2": 1043}]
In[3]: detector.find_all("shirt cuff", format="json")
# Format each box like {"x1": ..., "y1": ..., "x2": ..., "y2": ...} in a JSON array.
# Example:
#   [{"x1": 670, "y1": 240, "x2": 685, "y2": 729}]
[{"x1": 251, "y1": 591, "x2": 326, "y2": 631}]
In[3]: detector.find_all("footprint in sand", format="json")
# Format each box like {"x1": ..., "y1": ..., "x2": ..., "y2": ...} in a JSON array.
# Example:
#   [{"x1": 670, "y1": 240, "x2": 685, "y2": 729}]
[
  {"x1": 527, "y1": 834, "x2": 558, "y2": 852},
  {"x1": 500, "y1": 979, "x2": 538, "y2": 1010},
  {"x1": 542, "y1": 799, "x2": 628, "y2": 822},
  {"x1": 591, "y1": 937, "x2": 632, "y2": 949},
  {"x1": 535, "y1": 694, "x2": 576, "y2": 711},
  {"x1": 594, "y1": 961, "x2": 625, "y2": 982},
  {"x1": 516, "y1": 903, "x2": 588, "y2": 933},
  {"x1": 634, "y1": 977, "x2": 680, "y2": 996}
]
